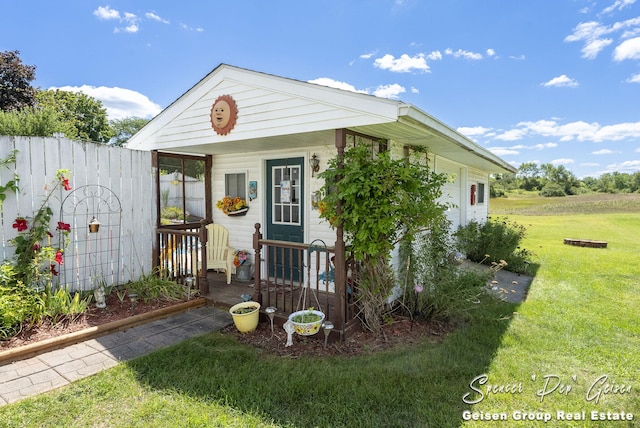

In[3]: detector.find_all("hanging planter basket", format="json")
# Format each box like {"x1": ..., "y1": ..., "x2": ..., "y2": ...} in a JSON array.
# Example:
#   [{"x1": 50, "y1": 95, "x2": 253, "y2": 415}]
[{"x1": 288, "y1": 309, "x2": 325, "y2": 336}]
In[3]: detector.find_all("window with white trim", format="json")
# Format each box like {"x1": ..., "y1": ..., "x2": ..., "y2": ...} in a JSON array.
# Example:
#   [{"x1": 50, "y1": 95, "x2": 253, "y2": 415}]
[{"x1": 477, "y1": 182, "x2": 486, "y2": 204}]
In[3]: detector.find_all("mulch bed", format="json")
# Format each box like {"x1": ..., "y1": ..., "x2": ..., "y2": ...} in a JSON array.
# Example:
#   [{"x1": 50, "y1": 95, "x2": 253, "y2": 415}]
[
  {"x1": 222, "y1": 315, "x2": 456, "y2": 358},
  {"x1": 2, "y1": 294, "x2": 457, "y2": 359},
  {"x1": 0, "y1": 293, "x2": 188, "y2": 352}
]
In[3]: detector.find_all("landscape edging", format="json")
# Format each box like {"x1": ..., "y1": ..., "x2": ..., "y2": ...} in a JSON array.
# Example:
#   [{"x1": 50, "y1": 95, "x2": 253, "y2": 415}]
[{"x1": 0, "y1": 298, "x2": 206, "y2": 366}]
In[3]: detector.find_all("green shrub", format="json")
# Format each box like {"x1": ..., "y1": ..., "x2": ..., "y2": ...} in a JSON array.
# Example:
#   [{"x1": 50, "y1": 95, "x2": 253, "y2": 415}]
[
  {"x1": 125, "y1": 270, "x2": 186, "y2": 303},
  {"x1": 454, "y1": 217, "x2": 532, "y2": 274},
  {"x1": 161, "y1": 206, "x2": 186, "y2": 221},
  {"x1": 539, "y1": 182, "x2": 566, "y2": 197},
  {"x1": 399, "y1": 216, "x2": 488, "y2": 322}
]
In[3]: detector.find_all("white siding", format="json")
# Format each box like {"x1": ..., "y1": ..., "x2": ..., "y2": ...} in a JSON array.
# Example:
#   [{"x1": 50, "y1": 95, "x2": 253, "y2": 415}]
[
  {"x1": 435, "y1": 157, "x2": 464, "y2": 231},
  {"x1": 468, "y1": 168, "x2": 489, "y2": 224}
]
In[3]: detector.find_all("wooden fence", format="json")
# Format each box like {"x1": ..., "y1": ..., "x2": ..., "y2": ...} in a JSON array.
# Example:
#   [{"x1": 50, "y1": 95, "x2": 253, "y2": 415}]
[{"x1": 0, "y1": 135, "x2": 155, "y2": 291}]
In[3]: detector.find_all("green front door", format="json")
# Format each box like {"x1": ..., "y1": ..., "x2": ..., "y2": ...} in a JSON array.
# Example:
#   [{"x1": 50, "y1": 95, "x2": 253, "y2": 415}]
[{"x1": 266, "y1": 157, "x2": 304, "y2": 280}]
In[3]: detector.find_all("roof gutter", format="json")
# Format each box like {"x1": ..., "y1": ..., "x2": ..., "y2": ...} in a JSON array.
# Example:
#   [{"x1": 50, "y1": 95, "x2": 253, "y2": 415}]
[{"x1": 397, "y1": 104, "x2": 516, "y2": 174}]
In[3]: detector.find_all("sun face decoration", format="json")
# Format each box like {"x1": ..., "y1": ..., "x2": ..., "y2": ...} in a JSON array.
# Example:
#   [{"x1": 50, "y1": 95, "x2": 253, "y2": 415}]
[{"x1": 210, "y1": 94, "x2": 238, "y2": 136}]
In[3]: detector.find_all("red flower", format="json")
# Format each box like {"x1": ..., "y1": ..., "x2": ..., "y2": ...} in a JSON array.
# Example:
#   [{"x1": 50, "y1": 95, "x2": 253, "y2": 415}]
[
  {"x1": 33, "y1": 243, "x2": 40, "y2": 251},
  {"x1": 50, "y1": 264, "x2": 58, "y2": 276},
  {"x1": 56, "y1": 222, "x2": 71, "y2": 232},
  {"x1": 55, "y1": 250, "x2": 64, "y2": 265},
  {"x1": 46, "y1": 231, "x2": 54, "y2": 238},
  {"x1": 12, "y1": 218, "x2": 28, "y2": 232},
  {"x1": 61, "y1": 176, "x2": 72, "y2": 191}
]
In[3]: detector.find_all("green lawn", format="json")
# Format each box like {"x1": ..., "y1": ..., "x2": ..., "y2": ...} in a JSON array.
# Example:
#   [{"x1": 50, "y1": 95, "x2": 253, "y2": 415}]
[{"x1": 1, "y1": 195, "x2": 638, "y2": 427}]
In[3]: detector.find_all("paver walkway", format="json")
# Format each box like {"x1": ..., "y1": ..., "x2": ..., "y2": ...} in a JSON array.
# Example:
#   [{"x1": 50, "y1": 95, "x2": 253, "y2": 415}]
[{"x1": 0, "y1": 306, "x2": 232, "y2": 406}]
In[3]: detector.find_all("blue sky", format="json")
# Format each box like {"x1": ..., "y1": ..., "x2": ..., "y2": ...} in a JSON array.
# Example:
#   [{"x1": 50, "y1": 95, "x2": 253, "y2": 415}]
[{"x1": 2, "y1": 1, "x2": 639, "y2": 178}]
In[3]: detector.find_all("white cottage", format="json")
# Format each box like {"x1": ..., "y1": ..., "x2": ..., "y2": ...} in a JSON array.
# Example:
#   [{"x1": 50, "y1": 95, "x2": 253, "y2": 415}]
[{"x1": 127, "y1": 64, "x2": 515, "y2": 337}]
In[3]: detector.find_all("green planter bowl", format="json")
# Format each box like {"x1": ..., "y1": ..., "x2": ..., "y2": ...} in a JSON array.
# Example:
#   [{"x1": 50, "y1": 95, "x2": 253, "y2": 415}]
[{"x1": 288, "y1": 310, "x2": 325, "y2": 336}]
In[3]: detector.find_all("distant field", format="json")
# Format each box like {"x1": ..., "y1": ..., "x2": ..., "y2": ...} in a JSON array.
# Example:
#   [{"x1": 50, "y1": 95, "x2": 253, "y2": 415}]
[{"x1": 490, "y1": 192, "x2": 640, "y2": 215}]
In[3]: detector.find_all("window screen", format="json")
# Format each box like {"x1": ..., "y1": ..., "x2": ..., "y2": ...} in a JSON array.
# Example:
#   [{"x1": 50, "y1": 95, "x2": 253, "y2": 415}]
[{"x1": 225, "y1": 173, "x2": 246, "y2": 199}]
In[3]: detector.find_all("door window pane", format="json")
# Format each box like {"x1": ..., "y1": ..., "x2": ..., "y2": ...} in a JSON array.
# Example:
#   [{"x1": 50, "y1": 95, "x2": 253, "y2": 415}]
[{"x1": 272, "y1": 165, "x2": 301, "y2": 226}]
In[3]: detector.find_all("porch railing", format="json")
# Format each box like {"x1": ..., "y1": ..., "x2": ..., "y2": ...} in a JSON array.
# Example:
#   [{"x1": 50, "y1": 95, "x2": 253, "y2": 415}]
[
  {"x1": 252, "y1": 223, "x2": 359, "y2": 337},
  {"x1": 155, "y1": 220, "x2": 208, "y2": 293}
]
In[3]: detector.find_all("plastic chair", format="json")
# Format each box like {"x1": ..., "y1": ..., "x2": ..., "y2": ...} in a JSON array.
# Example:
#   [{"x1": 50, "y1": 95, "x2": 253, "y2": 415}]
[{"x1": 206, "y1": 223, "x2": 234, "y2": 284}]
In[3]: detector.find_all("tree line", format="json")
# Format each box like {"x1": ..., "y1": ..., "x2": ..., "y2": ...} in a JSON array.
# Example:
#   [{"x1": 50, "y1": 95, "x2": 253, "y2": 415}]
[
  {"x1": 492, "y1": 161, "x2": 640, "y2": 196},
  {"x1": 0, "y1": 50, "x2": 147, "y2": 146}
]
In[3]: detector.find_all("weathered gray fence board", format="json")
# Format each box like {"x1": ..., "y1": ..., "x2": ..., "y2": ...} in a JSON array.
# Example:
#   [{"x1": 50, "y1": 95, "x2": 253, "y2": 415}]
[{"x1": 0, "y1": 136, "x2": 155, "y2": 291}]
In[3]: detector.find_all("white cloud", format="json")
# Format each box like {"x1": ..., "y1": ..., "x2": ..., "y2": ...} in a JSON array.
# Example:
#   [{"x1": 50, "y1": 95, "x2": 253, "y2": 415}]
[
  {"x1": 565, "y1": 17, "x2": 640, "y2": 59},
  {"x1": 372, "y1": 83, "x2": 406, "y2": 99},
  {"x1": 551, "y1": 158, "x2": 575, "y2": 166},
  {"x1": 541, "y1": 75, "x2": 579, "y2": 87},
  {"x1": 485, "y1": 142, "x2": 557, "y2": 156},
  {"x1": 179, "y1": 23, "x2": 204, "y2": 32},
  {"x1": 487, "y1": 119, "x2": 640, "y2": 144},
  {"x1": 613, "y1": 37, "x2": 640, "y2": 61},
  {"x1": 410, "y1": 87, "x2": 419, "y2": 94},
  {"x1": 636, "y1": 147, "x2": 640, "y2": 152},
  {"x1": 593, "y1": 149, "x2": 615, "y2": 154},
  {"x1": 457, "y1": 126, "x2": 493, "y2": 137},
  {"x1": 494, "y1": 128, "x2": 529, "y2": 141},
  {"x1": 93, "y1": 6, "x2": 120, "y2": 20},
  {"x1": 627, "y1": 73, "x2": 640, "y2": 83},
  {"x1": 50, "y1": 85, "x2": 162, "y2": 120},
  {"x1": 532, "y1": 142, "x2": 558, "y2": 150},
  {"x1": 146, "y1": 12, "x2": 169, "y2": 24},
  {"x1": 489, "y1": 148, "x2": 520, "y2": 156},
  {"x1": 601, "y1": 0, "x2": 636, "y2": 14},
  {"x1": 309, "y1": 77, "x2": 406, "y2": 99},
  {"x1": 605, "y1": 160, "x2": 640, "y2": 172},
  {"x1": 360, "y1": 51, "x2": 377, "y2": 59},
  {"x1": 308, "y1": 78, "x2": 367, "y2": 93},
  {"x1": 427, "y1": 51, "x2": 443, "y2": 61},
  {"x1": 373, "y1": 54, "x2": 430, "y2": 72},
  {"x1": 592, "y1": 121, "x2": 640, "y2": 141},
  {"x1": 486, "y1": 48, "x2": 496, "y2": 57},
  {"x1": 444, "y1": 48, "x2": 483, "y2": 60}
]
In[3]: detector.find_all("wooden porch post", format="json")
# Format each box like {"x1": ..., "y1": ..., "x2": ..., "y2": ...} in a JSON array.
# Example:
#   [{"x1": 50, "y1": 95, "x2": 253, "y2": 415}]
[
  {"x1": 198, "y1": 219, "x2": 209, "y2": 294},
  {"x1": 252, "y1": 223, "x2": 263, "y2": 304},
  {"x1": 204, "y1": 155, "x2": 213, "y2": 222},
  {"x1": 334, "y1": 129, "x2": 347, "y2": 337}
]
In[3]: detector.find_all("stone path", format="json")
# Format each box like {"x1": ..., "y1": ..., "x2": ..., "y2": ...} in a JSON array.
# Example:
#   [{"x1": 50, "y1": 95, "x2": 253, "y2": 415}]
[{"x1": 0, "y1": 306, "x2": 232, "y2": 406}]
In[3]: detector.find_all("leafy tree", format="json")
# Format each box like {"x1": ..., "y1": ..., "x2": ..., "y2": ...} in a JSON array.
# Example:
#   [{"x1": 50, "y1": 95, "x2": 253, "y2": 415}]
[
  {"x1": 539, "y1": 163, "x2": 579, "y2": 196},
  {"x1": 0, "y1": 50, "x2": 37, "y2": 112},
  {"x1": 517, "y1": 162, "x2": 542, "y2": 191},
  {"x1": 109, "y1": 116, "x2": 148, "y2": 146},
  {"x1": 0, "y1": 107, "x2": 74, "y2": 137},
  {"x1": 36, "y1": 89, "x2": 113, "y2": 143}
]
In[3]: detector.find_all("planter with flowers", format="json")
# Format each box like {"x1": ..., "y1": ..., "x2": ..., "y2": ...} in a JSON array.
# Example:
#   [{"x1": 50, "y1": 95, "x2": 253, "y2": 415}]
[
  {"x1": 233, "y1": 249, "x2": 252, "y2": 282},
  {"x1": 216, "y1": 195, "x2": 249, "y2": 216},
  {"x1": 288, "y1": 308, "x2": 325, "y2": 336}
]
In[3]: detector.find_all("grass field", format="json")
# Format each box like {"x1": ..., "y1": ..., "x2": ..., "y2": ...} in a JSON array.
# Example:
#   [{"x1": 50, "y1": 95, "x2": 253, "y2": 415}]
[{"x1": 0, "y1": 193, "x2": 638, "y2": 427}]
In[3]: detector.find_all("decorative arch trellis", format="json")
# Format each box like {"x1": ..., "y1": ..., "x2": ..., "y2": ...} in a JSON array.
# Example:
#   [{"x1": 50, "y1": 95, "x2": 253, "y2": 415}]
[{"x1": 60, "y1": 185, "x2": 122, "y2": 291}]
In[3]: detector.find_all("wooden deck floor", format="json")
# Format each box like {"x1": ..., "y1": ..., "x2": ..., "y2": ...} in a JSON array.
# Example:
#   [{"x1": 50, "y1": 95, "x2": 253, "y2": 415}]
[{"x1": 199, "y1": 270, "x2": 344, "y2": 328}]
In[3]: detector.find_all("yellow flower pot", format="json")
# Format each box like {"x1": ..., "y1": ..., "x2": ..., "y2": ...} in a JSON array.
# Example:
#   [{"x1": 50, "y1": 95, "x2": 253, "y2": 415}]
[{"x1": 229, "y1": 301, "x2": 261, "y2": 333}]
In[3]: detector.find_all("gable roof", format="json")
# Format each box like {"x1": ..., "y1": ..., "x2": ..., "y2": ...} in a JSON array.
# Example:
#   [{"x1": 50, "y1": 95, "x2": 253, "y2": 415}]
[{"x1": 128, "y1": 64, "x2": 516, "y2": 174}]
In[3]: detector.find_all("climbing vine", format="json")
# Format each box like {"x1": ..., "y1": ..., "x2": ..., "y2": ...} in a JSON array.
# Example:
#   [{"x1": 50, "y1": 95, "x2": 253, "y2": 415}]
[{"x1": 318, "y1": 144, "x2": 450, "y2": 331}]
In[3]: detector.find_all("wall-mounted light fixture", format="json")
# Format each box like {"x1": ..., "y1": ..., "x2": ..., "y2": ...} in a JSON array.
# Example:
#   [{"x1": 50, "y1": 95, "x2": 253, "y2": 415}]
[
  {"x1": 309, "y1": 153, "x2": 320, "y2": 177},
  {"x1": 89, "y1": 216, "x2": 101, "y2": 233}
]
